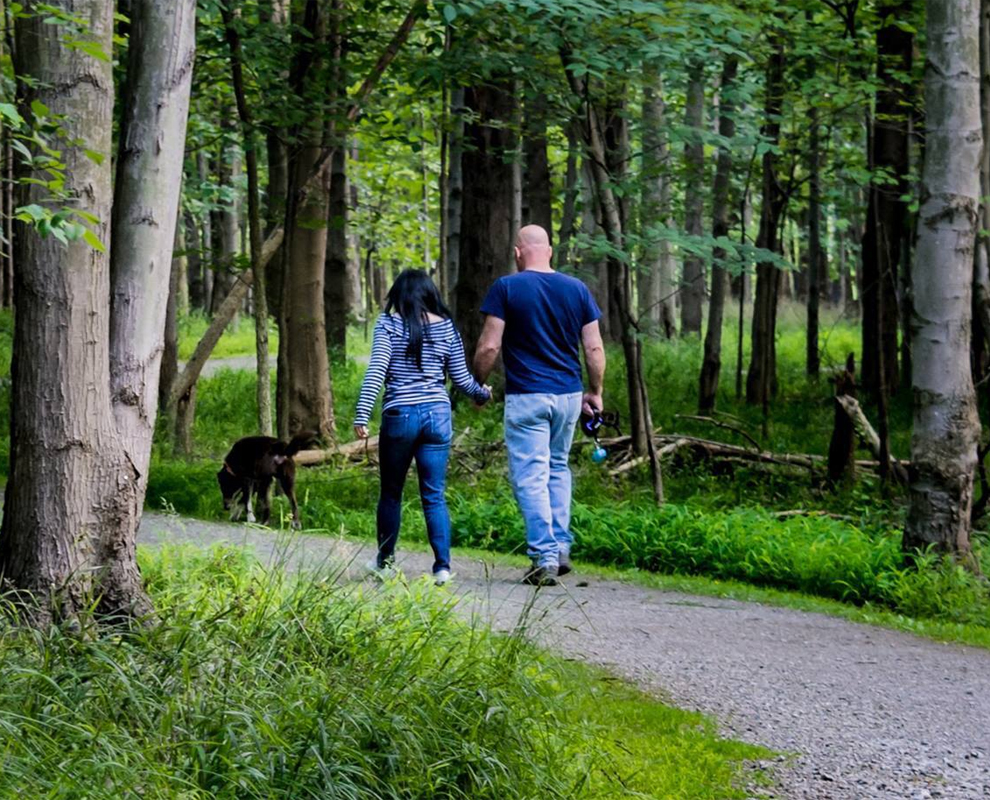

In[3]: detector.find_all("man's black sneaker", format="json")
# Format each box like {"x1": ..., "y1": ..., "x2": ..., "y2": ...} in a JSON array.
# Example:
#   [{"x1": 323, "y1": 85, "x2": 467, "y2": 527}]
[
  {"x1": 522, "y1": 565, "x2": 559, "y2": 586},
  {"x1": 557, "y1": 553, "x2": 573, "y2": 577}
]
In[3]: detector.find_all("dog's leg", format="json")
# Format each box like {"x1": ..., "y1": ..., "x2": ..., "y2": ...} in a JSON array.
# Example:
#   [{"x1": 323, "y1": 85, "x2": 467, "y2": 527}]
[
  {"x1": 258, "y1": 478, "x2": 272, "y2": 526},
  {"x1": 279, "y1": 471, "x2": 301, "y2": 530},
  {"x1": 245, "y1": 483, "x2": 256, "y2": 524},
  {"x1": 229, "y1": 487, "x2": 245, "y2": 522}
]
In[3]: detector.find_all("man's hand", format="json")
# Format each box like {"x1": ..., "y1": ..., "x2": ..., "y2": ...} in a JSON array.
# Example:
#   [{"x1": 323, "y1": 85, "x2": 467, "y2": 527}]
[
  {"x1": 354, "y1": 424, "x2": 369, "y2": 440},
  {"x1": 582, "y1": 393, "x2": 603, "y2": 417}
]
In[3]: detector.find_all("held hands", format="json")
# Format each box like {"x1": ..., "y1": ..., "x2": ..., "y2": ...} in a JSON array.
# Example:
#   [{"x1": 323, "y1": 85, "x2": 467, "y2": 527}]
[
  {"x1": 582, "y1": 392, "x2": 603, "y2": 417},
  {"x1": 474, "y1": 384, "x2": 494, "y2": 409},
  {"x1": 354, "y1": 424, "x2": 369, "y2": 440}
]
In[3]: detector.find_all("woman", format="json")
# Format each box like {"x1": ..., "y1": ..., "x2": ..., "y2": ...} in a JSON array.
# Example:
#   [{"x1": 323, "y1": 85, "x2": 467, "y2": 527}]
[{"x1": 354, "y1": 269, "x2": 491, "y2": 585}]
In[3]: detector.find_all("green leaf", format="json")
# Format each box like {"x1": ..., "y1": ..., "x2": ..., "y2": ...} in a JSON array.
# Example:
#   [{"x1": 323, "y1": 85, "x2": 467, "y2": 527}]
[
  {"x1": 443, "y1": 4, "x2": 457, "y2": 22},
  {"x1": 75, "y1": 39, "x2": 110, "y2": 63},
  {"x1": 14, "y1": 203, "x2": 46, "y2": 222},
  {"x1": 82, "y1": 228, "x2": 106, "y2": 253},
  {"x1": 72, "y1": 209, "x2": 100, "y2": 225},
  {"x1": 30, "y1": 99, "x2": 49, "y2": 117},
  {"x1": 83, "y1": 148, "x2": 105, "y2": 165},
  {"x1": 0, "y1": 103, "x2": 24, "y2": 126},
  {"x1": 10, "y1": 138, "x2": 33, "y2": 161}
]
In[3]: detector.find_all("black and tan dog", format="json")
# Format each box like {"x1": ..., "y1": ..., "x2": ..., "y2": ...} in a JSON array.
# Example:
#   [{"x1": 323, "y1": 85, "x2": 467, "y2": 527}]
[{"x1": 217, "y1": 432, "x2": 316, "y2": 529}]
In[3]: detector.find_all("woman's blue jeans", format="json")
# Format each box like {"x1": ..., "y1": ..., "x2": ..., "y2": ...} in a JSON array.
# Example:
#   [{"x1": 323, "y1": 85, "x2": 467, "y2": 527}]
[{"x1": 376, "y1": 402, "x2": 453, "y2": 573}]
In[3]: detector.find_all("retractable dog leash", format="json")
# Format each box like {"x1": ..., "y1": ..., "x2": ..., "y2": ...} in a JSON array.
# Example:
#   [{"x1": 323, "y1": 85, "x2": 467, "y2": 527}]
[{"x1": 580, "y1": 409, "x2": 621, "y2": 464}]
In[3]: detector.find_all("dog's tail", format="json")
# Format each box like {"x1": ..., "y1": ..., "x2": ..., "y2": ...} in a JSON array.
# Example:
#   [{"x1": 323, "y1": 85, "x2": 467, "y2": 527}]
[{"x1": 284, "y1": 430, "x2": 319, "y2": 457}]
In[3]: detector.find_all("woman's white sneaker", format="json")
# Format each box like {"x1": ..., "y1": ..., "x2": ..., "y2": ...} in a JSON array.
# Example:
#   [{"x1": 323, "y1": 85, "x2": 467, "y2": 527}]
[{"x1": 433, "y1": 569, "x2": 452, "y2": 586}]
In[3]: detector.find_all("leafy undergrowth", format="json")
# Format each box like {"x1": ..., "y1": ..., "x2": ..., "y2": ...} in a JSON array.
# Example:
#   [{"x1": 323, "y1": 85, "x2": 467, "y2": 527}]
[
  {"x1": 0, "y1": 545, "x2": 768, "y2": 799},
  {"x1": 453, "y1": 491, "x2": 990, "y2": 627}
]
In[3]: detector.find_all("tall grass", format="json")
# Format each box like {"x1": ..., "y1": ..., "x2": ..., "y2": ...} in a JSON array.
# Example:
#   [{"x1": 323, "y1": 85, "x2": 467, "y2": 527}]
[{"x1": 0, "y1": 546, "x2": 767, "y2": 799}]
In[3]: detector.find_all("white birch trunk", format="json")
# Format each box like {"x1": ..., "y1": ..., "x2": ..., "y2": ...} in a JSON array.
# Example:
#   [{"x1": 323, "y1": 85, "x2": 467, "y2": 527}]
[
  {"x1": 904, "y1": 0, "x2": 982, "y2": 556},
  {"x1": 110, "y1": 0, "x2": 195, "y2": 497}
]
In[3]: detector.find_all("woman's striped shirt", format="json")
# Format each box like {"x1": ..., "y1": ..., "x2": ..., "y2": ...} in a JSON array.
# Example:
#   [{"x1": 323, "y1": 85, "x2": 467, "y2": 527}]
[{"x1": 354, "y1": 314, "x2": 490, "y2": 426}]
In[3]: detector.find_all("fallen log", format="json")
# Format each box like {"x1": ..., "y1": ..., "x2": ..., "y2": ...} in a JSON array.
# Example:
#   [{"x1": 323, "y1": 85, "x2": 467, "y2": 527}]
[
  {"x1": 674, "y1": 414, "x2": 761, "y2": 450},
  {"x1": 293, "y1": 429, "x2": 900, "y2": 483},
  {"x1": 295, "y1": 436, "x2": 379, "y2": 466},
  {"x1": 834, "y1": 395, "x2": 909, "y2": 484},
  {"x1": 772, "y1": 509, "x2": 856, "y2": 522}
]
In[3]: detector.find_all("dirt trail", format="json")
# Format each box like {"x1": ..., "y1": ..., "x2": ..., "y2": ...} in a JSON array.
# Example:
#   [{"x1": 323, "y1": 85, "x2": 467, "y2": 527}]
[{"x1": 139, "y1": 513, "x2": 990, "y2": 800}]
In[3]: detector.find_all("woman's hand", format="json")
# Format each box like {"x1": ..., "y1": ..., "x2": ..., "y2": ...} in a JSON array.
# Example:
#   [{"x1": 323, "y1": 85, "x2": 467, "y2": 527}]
[
  {"x1": 354, "y1": 424, "x2": 369, "y2": 440},
  {"x1": 475, "y1": 385, "x2": 494, "y2": 408}
]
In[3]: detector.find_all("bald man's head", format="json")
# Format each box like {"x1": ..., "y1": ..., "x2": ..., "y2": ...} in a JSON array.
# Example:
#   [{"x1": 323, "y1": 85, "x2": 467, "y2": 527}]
[{"x1": 514, "y1": 224, "x2": 553, "y2": 271}]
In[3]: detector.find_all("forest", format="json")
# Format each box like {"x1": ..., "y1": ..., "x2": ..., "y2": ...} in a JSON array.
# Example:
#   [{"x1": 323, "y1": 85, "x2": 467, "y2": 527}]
[{"x1": 0, "y1": 0, "x2": 989, "y2": 797}]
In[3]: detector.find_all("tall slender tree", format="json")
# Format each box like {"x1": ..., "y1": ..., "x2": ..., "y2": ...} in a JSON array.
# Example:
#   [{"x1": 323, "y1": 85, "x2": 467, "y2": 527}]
[
  {"x1": 746, "y1": 30, "x2": 786, "y2": 409},
  {"x1": 455, "y1": 82, "x2": 516, "y2": 355},
  {"x1": 903, "y1": 0, "x2": 981, "y2": 558},
  {"x1": 223, "y1": 0, "x2": 274, "y2": 436},
  {"x1": 641, "y1": 70, "x2": 676, "y2": 339},
  {"x1": 861, "y1": 0, "x2": 913, "y2": 397},
  {"x1": 680, "y1": 59, "x2": 707, "y2": 336},
  {"x1": 699, "y1": 54, "x2": 739, "y2": 412}
]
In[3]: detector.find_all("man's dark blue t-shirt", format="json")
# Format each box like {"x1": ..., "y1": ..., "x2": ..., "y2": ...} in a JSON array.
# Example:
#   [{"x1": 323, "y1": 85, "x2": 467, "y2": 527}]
[{"x1": 480, "y1": 270, "x2": 601, "y2": 395}]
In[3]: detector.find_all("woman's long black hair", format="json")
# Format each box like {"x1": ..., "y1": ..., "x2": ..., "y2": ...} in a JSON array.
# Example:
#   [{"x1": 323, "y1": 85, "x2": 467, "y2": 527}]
[{"x1": 384, "y1": 269, "x2": 452, "y2": 367}]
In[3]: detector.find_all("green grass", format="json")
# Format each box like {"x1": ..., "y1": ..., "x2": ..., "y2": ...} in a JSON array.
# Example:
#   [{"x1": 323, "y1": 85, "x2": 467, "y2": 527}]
[
  {"x1": 177, "y1": 312, "x2": 278, "y2": 361},
  {"x1": 0, "y1": 545, "x2": 770, "y2": 799}
]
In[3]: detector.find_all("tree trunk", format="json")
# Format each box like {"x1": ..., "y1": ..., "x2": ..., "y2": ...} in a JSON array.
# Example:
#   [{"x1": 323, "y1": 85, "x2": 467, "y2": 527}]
[
  {"x1": 445, "y1": 87, "x2": 464, "y2": 312},
  {"x1": 455, "y1": 82, "x2": 516, "y2": 355},
  {"x1": 603, "y1": 97, "x2": 629, "y2": 342},
  {"x1": 579, "y1": 160, "x2": 609, "y2": 329},
  {"x1": 698, "y1": 54, "x2": 738, "y2": 413},
  {"x1": 3, "y1": 1, "x2": 127, "y2": 618},
  {"x1": 185, "y1": 207, "x2": 206, "y2": 311},
  {"x1": 903, "y1": 0, "x2": 981, "y2": 558},
  {"x1": 322, "y1": 0, "x2": 353, "y2": 354},
  {"x1": 523, "y1": 92, "x2": 553, "y2": 238},
  {"x1": 107, "y1": 0, "x2": 194, "y2": 608},
  {"x1": 223, "y1": 1, "x2": 273, "y2": 436},
  {"x1": 680, "y1": 60, "x2": 706, "y2": 336},
  {"x1": 861, "y1": 0, "x2": 913, "y2": 397},
  {"x1": 3, "y1": 124, "x2": 12, "y2": 308},
  {"x1": 159, "y1": 213, "x2": 184, "y2": 411},
  {"x1": 262, "y1": 0, "x2": 289, "y2": 320},
  {"x1": 806, "y1": 103, "x2": 822, "y2": 377},
  {"x1": 324, "y1": 145, "x2": 351, "y2": 354},
  {"x1": 556, "y1": 123, "x2": 580, "y2": 269},
  {"x1": 641, "y1": 71, "x2": 676, "y2": 339},
  {"x1": 282, "y1": 139, "x2": 335, "y2": 438},
  {"x1": 3, "y1": 0, "x2": 192, "y2": 622},
  {"x1": 278, "y1": 0, "x2": 334, "y2": 440},
  {"x1": 562, "y1": 52, "x2": 663, "y2": 503},
  {"x1": 746, "y1": 31, "x2": 786, "y2": 407}
]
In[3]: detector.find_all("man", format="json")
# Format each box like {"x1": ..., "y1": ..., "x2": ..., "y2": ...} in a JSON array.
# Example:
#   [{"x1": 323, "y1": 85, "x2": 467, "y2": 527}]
[{"x1": 473, "y1": 224, "x2": 605, "y2": 586}]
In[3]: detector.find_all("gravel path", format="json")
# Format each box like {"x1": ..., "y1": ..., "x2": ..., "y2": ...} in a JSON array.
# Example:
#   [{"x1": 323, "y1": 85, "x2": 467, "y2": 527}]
[{"x1": 139, "y1": 512, "x2": 990, "y2": 800}]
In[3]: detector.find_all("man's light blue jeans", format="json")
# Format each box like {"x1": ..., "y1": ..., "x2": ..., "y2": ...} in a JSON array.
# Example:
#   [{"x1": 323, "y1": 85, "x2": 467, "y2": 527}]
[{"x1": 504, "y1": 392, "x2": 583, "y2": 569}]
